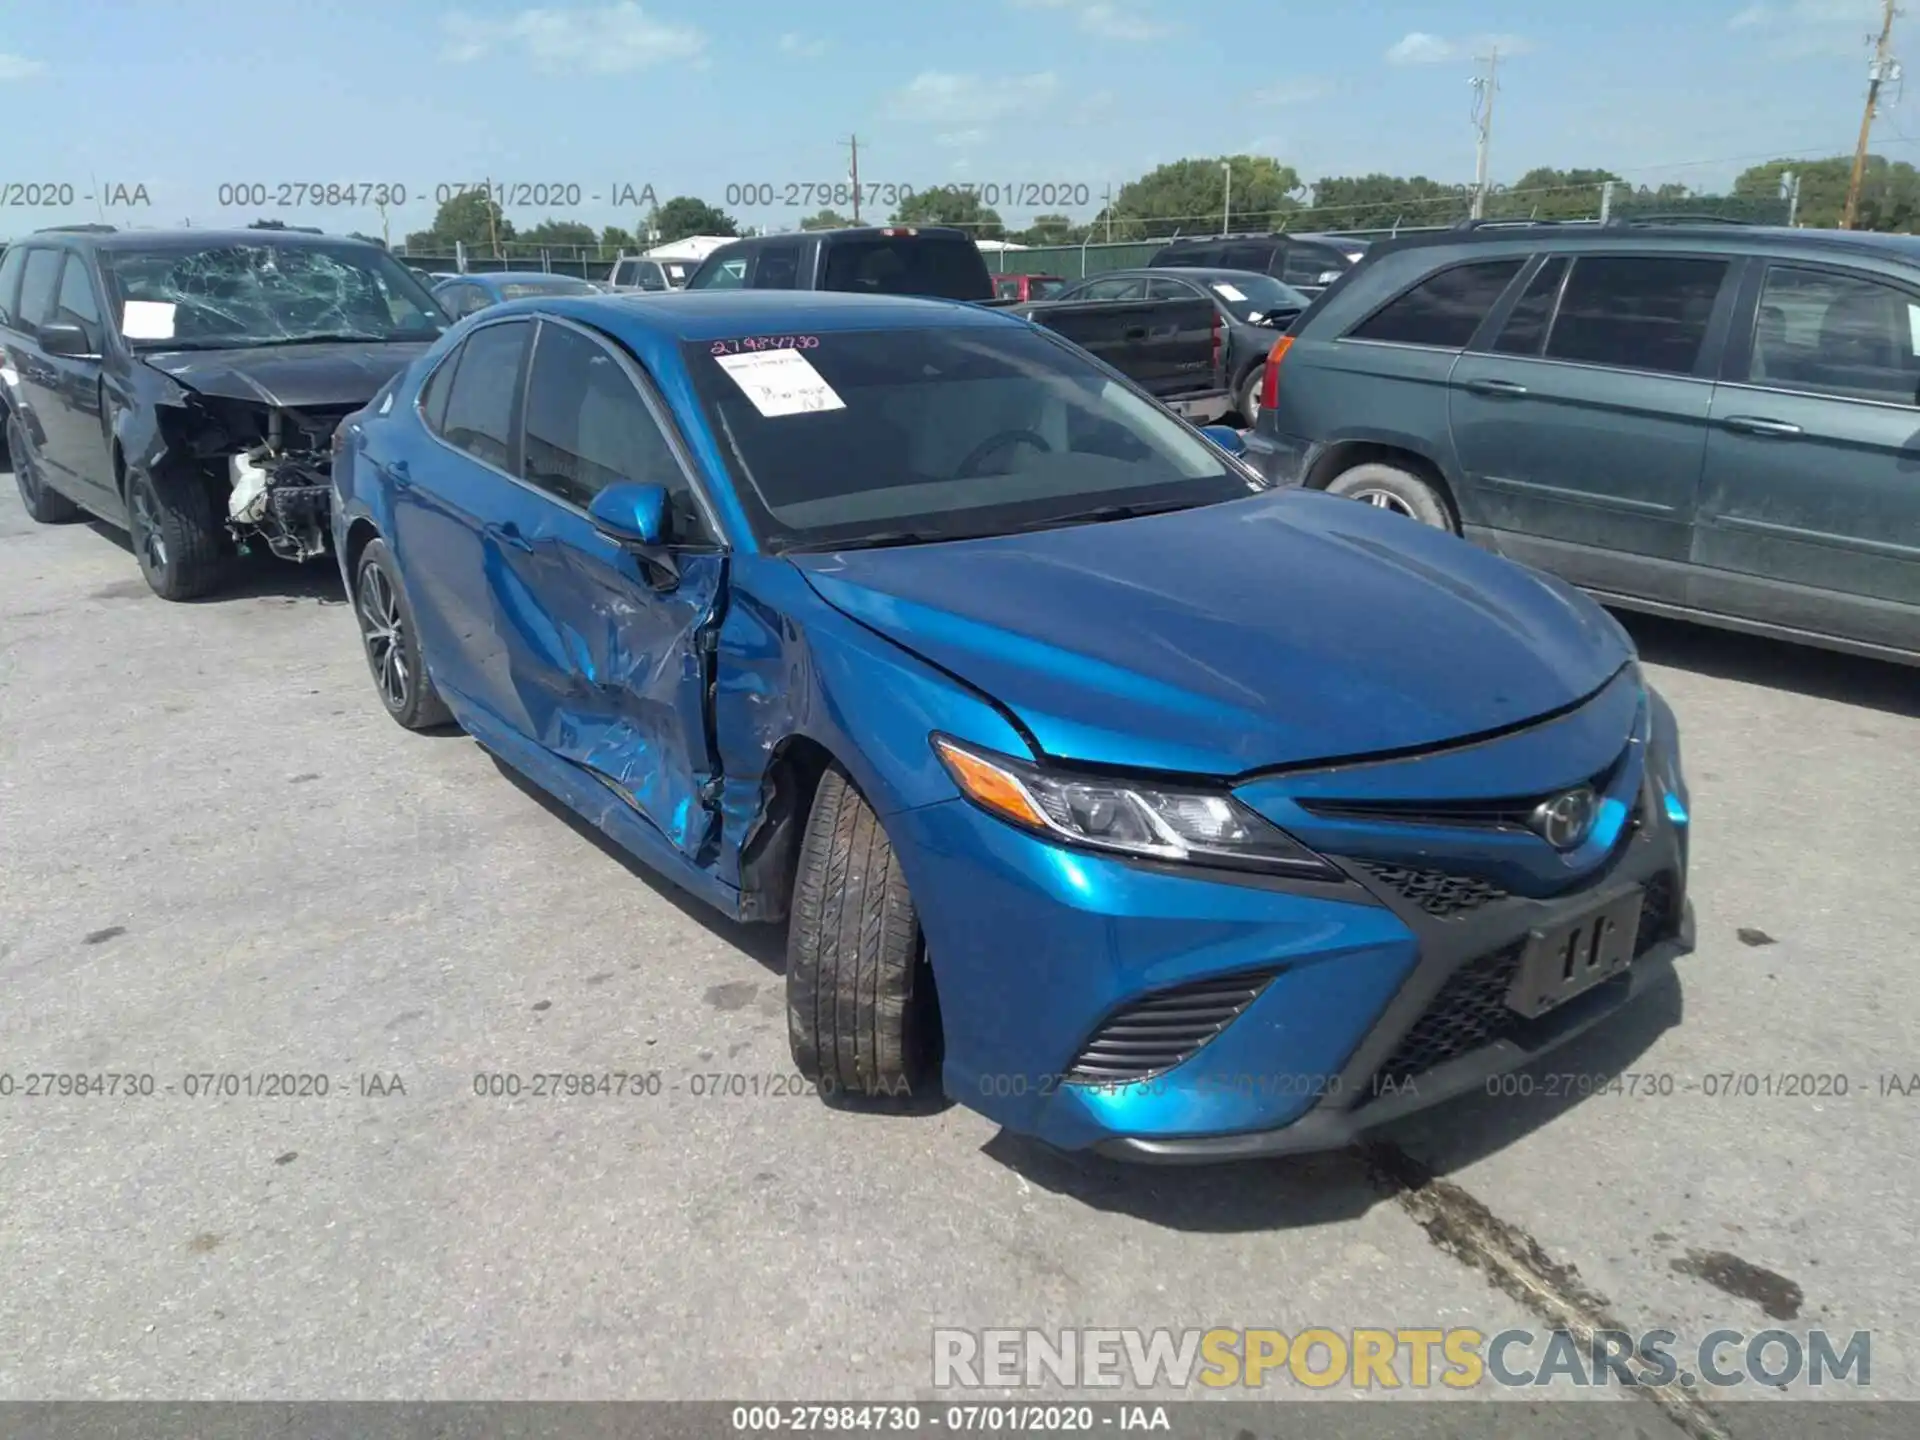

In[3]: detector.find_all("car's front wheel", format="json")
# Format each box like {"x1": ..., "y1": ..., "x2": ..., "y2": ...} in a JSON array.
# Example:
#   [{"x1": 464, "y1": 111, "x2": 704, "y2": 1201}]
[
  {"x1": 127, "y1": 465, "x2": 225, "y2": 599},
  {"x1": 1324, "y1": 461, "x2": 1457, "y2": 532},
  {"x1": 1235, "y1": 366, "x2": 1263, "y2": 427},
  {"x1": 787, "y1": 764, "x2": 941, "y2": 1099},
  {"x1": 353, "y1": 538, "x2": 452, "y2": 730},
  {"x1": 7, "y1": 413, "x2": 84, "y2": 525}
]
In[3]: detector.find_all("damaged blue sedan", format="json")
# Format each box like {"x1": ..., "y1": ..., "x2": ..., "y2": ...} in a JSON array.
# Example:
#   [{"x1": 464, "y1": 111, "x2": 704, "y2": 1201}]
[{"x1": 331, "y1": 289, "x2": 1693, "y2": 1162}]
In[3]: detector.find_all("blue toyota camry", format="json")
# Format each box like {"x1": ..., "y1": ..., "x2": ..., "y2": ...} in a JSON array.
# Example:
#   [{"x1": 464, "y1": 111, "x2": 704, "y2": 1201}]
[{"x1": 330, "y1": 289, "x2": 1692, "y2": 1162}]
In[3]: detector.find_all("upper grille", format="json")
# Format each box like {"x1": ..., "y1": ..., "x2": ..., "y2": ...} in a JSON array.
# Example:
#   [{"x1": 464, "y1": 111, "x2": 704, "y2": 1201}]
[
  {"x1": 1354, "y1": 861, "x2": 1509, "y2": 919},
  {"x1": 1066, "y1": 970, "x2": 1278, "y2": 1084}
]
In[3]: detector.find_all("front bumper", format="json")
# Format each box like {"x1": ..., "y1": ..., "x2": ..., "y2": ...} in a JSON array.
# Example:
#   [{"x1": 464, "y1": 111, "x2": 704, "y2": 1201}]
[{"x1": 892, "y1": 686, "x2": 1691, "y2": 1162}]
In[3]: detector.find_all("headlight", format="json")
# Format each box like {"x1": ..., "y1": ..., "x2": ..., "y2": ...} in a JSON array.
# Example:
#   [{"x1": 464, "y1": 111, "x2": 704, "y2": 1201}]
[{"x1": 932, "y1": 735, "x2": 1341, "y2": 880}]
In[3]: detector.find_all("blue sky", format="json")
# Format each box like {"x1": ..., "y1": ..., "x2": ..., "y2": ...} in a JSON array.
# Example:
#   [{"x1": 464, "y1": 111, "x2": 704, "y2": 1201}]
[{"x1": 1, "y1": 0, "x2": 1908, "y2": 240}]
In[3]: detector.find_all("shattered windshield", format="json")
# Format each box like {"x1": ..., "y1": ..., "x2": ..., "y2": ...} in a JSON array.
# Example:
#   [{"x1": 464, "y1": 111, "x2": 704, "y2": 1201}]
[{"x1": 99, "y1": 241, "x2": 448, "y2": 349}]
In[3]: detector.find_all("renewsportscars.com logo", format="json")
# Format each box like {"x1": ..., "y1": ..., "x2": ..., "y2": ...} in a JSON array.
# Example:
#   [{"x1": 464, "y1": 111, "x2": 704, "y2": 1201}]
[{"x1": 932, "y1": 1327, "x2": 1871, "y2": 1392}]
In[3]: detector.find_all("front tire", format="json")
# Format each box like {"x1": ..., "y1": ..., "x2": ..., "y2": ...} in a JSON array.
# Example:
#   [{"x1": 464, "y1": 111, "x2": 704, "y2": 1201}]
[
  {"x1": 1234, "y1": 366, "x2": 1263, "y2": 427},
  {"x1": 7, "y1": 413, "x2": 84, "y2": 524},
  {"x1": 127, "y1": 465, "x2": 225, "y2": 599},
  {"x1": 353, "y1": 538, "x2": 452, "y2": 730},
  {"x1": 1323, "y1": 461, "x2": 1457, "y2": 532},
  {"x1": 787, "y1": 765, "x2": 940, "y2": 1099}
]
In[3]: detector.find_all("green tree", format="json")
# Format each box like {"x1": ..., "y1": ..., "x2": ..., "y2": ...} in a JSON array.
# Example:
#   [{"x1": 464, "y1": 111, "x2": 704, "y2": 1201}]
[
  {"x1": 800, "y1": 208, "x2": 852, "y2": 230},
  {"x1": 520, "y1": 218, "x2": 598, "y2": 247},
  {"x1": 1733, "y1": 154, "x2": 1920, "y2": 229},
  {"x1": 654, "y1": 196, "x2": 738, "y2": 243},
  {"x1": 600, "y1": 224, "x2": 633, "y2": 252},
  {"x1": 890, "y1": 185, "x2": 1005, "y2": 238},
  {"x1": 1307, "y1": 174, "x2": 1468, "y2": 230},
  {"x1": 1106, "y1": 156, "x2": 1303, "y2": 240},
  {"x1": 1013, "y1": 212, "x2": 1084, "y2": 245},
  {"x1": 1481, "y1": 167, "x2": 1621, "y2": 221},
  {"x1": 403, "y1": 189, "x2": 515, "y2": 255}
]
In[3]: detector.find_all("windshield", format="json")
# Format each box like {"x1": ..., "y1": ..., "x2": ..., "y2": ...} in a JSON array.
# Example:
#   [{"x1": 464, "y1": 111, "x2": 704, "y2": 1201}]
[
  {"x1": 1201, "y1": 273, "x2": 1310, "y2": 323},
  {"x1": 681, "y1": 325, "x2": 1263, "y2": 551},
  {"x1": 99, "y1": 241, "x2": 448, "y2": 348}
]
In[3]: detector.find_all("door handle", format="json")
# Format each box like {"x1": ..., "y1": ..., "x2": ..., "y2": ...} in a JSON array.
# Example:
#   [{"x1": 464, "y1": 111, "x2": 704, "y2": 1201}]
[
  {"x1": 492, "y1": 520, "x2": 535, "y2": 553},
  {"x1": 1464, "y1": 377, "x2": 1529, "y2": 398},
  {"x1": 1721, "y1": 415, "x2": 1803, "y2": 438},
  {"x1": 1123, "y1": 326, "x2": 1148, "y2": 341},
  {"x1": 385, "y1": 458, "x2": 411, "y2": 488}
]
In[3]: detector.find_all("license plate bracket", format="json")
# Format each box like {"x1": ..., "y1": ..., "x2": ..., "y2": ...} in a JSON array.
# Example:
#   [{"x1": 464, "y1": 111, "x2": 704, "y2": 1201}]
[{"x1": 1505, "y1": 886, "x2": 1645, "y2": 1019}]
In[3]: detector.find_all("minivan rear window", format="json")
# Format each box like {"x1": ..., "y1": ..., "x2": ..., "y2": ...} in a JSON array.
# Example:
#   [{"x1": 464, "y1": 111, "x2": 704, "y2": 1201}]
[
  {"x1": 818, "y1": 237, "x2": 991, "y2": 301},
  {"x1": 1350, "y1": 258, "x2": 1525, "y2": 350}
]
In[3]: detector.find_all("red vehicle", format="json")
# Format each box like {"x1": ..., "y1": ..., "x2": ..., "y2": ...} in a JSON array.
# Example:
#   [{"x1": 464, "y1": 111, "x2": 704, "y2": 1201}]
[{"x1": 992, "y1": 272, "x2": 1067, "y2": 302}]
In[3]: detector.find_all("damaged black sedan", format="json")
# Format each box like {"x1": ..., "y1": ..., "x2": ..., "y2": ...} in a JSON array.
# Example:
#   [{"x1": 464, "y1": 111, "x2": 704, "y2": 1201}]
[{"x1": 0, "y1": 226, "x2": 445, "y2": 598}]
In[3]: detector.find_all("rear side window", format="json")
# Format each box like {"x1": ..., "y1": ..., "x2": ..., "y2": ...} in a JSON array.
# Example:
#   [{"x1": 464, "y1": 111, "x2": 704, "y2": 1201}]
[
  {"x1": 995, "y1": 276, "x2": 1021, "y2": 299},
  {"x1": 16, "y1": 248, "x2": 63, "y2": 330},
  {"x1": 819, "y1": 237, "x2": 990, "y2": 300},
  {"x1": 1350, "y1": 258, "x2": 1524, "y2": 349},
  {"x1": 751, "y1": 243, "x2": 801, "y2": 290},
  {"x1": 1154, "y1": 244, "x2": 1220, "y2": 268},
  {"x1": 0, "y1": 246, "x2": 25, "y2": 327},
  {"x1": 419, "y1": 351, "x2": 459, "y2": 431},
  {"x1": 1491, "y1": 256, "x2": 1569, "y2": 356},
  {"x1": 438, "y1": 319, "x2": 530, "y2": 469},
  {"x1": 1545, "y1": 256, "x2": 1728, "y2": 376},
  {"x1": 1221, "y1": 242, "x2": 1276, "y2": 272},
  {"x1": 1748, "y1": 265, "x2": 1920, "y2": 406}
]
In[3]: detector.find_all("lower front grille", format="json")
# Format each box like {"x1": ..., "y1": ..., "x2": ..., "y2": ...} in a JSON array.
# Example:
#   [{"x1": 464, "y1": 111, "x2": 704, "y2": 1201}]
[
  {"x1": 1066, "y1": 970, "x2": 1278, "y2": 1084},
  {"x1": 1354, "y1": 861, "x2": 1509, "y2": 919},
  {"x1": 1368, "y1": 871, "x2": 1682, "y2": 1090}
]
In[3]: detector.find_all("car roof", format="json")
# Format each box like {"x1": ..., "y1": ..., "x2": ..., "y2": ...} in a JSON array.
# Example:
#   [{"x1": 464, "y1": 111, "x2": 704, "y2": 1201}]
[
  {"x1": 1364, "y1": 219, "x2": 1920, "y2": 265},
  {"x1": 1081, "y1": 266, "x2": 1287, "y2": 284},
  {"x1": 464, "y1": 271, "x2": 596, "y2": 289},
  {"x1": 38, "y1": 228, "x2": 383, "y2": 253},
  {"x1": 477, "y1": 288, "x2": 1020, "y2": 342},
  {"x1": 1152, "y1": 231, "x2": 1371, "y2": 250},
  {"x1": 709, "y1": 225, "x2": 974, "y2": 248}
]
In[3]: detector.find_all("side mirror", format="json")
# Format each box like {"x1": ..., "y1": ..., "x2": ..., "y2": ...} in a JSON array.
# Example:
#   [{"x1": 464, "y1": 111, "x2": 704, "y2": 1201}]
[
  {"x1": 588, "y1": 480, "x2": 668, "y2": 548},
  {"x1": 1198, "y1": 424, "x2": 1246, "y2": 457},
  {"x1": 39, "y1": 321, "x2": 96, "y2": 358}
]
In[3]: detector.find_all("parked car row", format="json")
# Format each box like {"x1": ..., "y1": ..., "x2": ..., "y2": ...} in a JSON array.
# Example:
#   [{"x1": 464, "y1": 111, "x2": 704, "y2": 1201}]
[{"x1": 1, "y1": 226, "x2": 1695, "y2": 1162}]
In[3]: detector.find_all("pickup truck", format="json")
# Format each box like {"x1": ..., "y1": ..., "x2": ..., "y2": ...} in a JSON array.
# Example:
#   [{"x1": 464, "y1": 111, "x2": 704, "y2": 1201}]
[
  {"x1": 1011, "y1": 294, "x2": 1231, "y2": 424},
  {"x1": 685, "y1": 226, "x2": 1231, "y2": 422}
]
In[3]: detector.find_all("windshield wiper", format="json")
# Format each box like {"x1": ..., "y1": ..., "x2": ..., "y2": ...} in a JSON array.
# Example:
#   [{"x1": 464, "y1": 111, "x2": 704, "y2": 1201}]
[
  {"x1": 787, "y1": 530, "x2": 948, "y2": 553},
  {"x1": 1012, "y1": 500, "x2": 1198, "y2": 533}
]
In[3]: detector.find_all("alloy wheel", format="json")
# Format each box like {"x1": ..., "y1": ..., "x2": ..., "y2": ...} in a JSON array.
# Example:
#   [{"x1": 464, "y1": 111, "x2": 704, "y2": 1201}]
[
  {"x1": 1350, "y1": 488, "x2": 1418, "y2": 520},
  {"x1": 131, "y1": 477, "x2": 169, "y2": 572},
  {"x1": 357, "y1": 562, "x2": 410, "y2": 710}
]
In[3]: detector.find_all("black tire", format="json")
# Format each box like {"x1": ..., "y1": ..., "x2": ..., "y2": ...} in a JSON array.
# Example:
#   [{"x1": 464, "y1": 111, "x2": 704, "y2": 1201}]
[
  {"x1": 353, "y1": 538, "x2": 453, "y2": 731},
  {"x1": 7, "y1": 412, "x2": 85, "y2": 524},
  {"x1": 1234, "y1": 365, "x2": 1263, "y2": 428},
  {"x1": 127, "y1": 464, "x2": 225, "y2": 599},
  {"x1": 1323, "y1": 461, "x2": 1457, "y2": 532},
  {"x1": 787, "y1": 764, "x2": 940, "y2": 1099}
]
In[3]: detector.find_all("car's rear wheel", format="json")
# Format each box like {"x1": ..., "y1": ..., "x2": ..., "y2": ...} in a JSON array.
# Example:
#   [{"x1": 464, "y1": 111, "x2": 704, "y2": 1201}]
[
  {"x1": 1235, "y1": 367, "x2": 1263, "y2": 427},
  {"x1": 1324, "y1": 461, "x2": 1456, "y2": 532},
  {"x1": 7, "y1": 413, "x2": 84, "y2": 524},
  {"x1": 353, "y1": 538, "x2": 452, "y2": 730},
  {"x1": 787, "y1": 764, "x2": 941, "y2": 1099},
  {"x1": 127, "y1": 465, "x2": 225, "y2": 599}
]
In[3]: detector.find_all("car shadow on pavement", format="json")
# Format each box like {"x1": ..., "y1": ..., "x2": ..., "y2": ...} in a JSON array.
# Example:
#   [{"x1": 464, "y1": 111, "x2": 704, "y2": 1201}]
[
  {"x1": 483, "y1": 751, "x2": 789, "y2": 974},
  {"x1": 976, "y1": 963, "x2": 1685, "y2": 1231},
  {"x1": 1620, "y1": 611, "x2": 1918, "y2": 718},
  {"x1": 83, "y1": 521, "x2": 348, "y2": 605}
]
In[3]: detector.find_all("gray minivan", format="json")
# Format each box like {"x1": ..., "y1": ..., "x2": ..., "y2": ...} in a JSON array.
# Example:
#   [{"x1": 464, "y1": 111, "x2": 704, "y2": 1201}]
[{"x1": 1245, "y1": 219, "x2": 1920, "y2": 667}]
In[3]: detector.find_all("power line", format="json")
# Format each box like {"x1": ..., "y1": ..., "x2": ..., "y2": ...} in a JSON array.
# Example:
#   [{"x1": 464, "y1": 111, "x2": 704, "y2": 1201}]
[{"x1": 1844, "y1": 0, "x2": 1902, "y2": 227}]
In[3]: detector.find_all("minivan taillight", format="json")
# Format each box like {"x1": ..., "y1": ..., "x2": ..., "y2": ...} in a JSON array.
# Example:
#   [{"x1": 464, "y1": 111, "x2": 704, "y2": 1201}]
[{"x1": 1260, "y1": 335, "x2": 1293, "y2": 414}]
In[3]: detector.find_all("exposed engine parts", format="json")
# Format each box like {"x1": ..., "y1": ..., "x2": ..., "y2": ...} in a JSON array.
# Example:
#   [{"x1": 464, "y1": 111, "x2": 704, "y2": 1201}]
[{"x1": 161, "y1": 395, "x2": 352, "y2": 563}]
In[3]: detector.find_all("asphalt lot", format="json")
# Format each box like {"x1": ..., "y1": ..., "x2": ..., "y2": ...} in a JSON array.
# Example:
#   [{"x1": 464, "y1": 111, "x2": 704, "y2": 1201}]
[{"x1": 1, "y1": 476, "x2": 1916, "y2": 1429}]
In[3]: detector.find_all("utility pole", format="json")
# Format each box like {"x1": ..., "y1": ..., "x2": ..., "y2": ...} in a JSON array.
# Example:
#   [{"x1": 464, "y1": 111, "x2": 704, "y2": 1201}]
[
  {"x1": 1102, "y1": 184, "x2": 1113, "y2": 242},
  {"x1": 1843, "y1": 0, "x2": 1902, "y2": 229},
  {"x1": 1469, "y1": 47, "x2": 1499, "y2": 221},
  {"x1": 842, "y1": 135, "x2": 861, "y2": 223},
  {"x1": 1221, "y1": 161, "x2": 1232, "y2": 234}
]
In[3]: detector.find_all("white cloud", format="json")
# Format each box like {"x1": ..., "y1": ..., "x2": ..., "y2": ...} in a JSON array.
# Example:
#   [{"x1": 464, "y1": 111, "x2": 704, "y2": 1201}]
[
  {"x1": 0, "y1": 53, "x2": 46, "y2": 80},
  {"x1": 1386, "y1": 30, "x2": 1532, "y2": 65},
  {"x1": 778, "y1": 32, "x2": 827, "y2": 57},
  {"x1": 1008, "y1": 0, "x2": 1170, "y2": 40},
  {"x1": 936, "y1": 128, "x2": 989, "y2": 149},
  {"x1": 439, "y1": 4, "x2": 705, "y2": 72},
  {"x1": 1727, "y1": 0, "x2": 1885, "y2": 54},
  {"x1": 887, "y1": 70, "x2": 1060, "y2": 125},
  {"x1": 1250, "y1": 77, "x2": 1330, "y2": 106},
  {"x1": 1729, "y1": 4, "x2": 1771, "y2": 27}
]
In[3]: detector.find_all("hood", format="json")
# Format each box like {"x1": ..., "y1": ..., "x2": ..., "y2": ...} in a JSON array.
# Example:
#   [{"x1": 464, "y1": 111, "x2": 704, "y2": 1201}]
[
  {"x1": 793, "y1": 490, "x2": 1632, "y2": 776},
  {"x1": 140, "y1": 341, "x2": 433, "y2": 408}
]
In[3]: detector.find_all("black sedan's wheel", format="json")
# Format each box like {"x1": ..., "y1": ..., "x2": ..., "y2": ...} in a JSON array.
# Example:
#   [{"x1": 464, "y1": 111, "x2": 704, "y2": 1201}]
[
  {"x1": 354, "y1": 538, "x2": 452, "y2": 730},
  {"x1": 1235, "y1": 367, "x2": 1263, "y2": 427},
  {"x1": 787, "y1": 764, "x2": 941, "y2": 1099},
  {"x1": 127, "y1": 465, "x2": 224, "y2": 599},
  {"x1": 1324, "y1": 461, "x2": 1457, "y2": 533},
  {"x1": 7, "y1": 413, "x2": 84, "y2": 524}
]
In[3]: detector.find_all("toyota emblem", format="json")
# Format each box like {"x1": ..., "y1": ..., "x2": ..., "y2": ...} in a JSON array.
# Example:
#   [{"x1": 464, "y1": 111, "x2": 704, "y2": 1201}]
[{"x1": 1529, "y1": 786, "x2": 1598, "y2": 850}]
